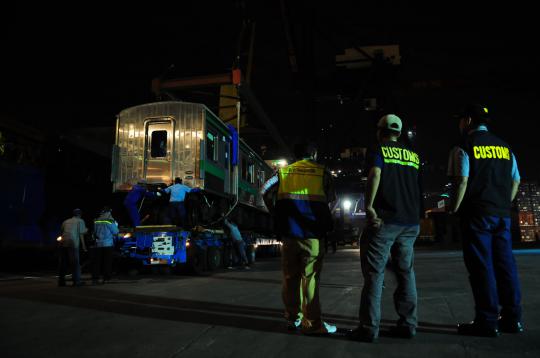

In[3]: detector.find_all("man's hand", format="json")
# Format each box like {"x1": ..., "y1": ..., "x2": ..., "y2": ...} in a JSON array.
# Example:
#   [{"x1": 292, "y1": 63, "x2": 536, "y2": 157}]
[{"x1": 366, "y1": 206, "x2": 382, "y2": 229}]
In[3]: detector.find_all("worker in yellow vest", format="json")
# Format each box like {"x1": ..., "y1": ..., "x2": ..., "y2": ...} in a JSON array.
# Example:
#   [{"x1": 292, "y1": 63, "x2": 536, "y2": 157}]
[{"x1": 261, "y1": 142, "x2": 337, "y2": 335}]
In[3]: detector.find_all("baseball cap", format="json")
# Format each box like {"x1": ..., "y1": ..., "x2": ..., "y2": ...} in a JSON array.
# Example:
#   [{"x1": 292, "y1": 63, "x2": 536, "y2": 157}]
[
  {"x1": 73, "y1": 208, "x2": 82, "y2": 216},
  {"x1": 377, "y1": 114, "x2": 402, "y2": 132},
  {"x1": 456, "y1": 104, "x2": 490, "y2": 121}
]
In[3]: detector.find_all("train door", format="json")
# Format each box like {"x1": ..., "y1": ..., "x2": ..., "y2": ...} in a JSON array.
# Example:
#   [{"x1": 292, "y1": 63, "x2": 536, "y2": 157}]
[{"x1": 144, "y1": 118, "x2": 174, "y2": 184}]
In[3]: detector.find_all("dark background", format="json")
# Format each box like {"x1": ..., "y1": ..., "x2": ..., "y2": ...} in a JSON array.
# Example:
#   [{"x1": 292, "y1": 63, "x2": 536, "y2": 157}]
[{"x1": 2, "y1": 2, "x2": 539, "y2": 211}]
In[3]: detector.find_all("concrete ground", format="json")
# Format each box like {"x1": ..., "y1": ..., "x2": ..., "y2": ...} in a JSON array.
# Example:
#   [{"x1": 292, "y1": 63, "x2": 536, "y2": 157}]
[{"x1": 1, "y1": 249, "x2": 539, "y2": 358}]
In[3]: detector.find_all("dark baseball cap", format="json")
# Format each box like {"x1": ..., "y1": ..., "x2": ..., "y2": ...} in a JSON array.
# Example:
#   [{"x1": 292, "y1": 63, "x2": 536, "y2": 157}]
[{"x1": 456, "y1": 104, "x2": 490, "y2": 121}]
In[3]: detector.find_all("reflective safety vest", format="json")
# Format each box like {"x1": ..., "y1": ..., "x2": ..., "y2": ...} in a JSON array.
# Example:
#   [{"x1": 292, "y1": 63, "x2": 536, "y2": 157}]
[
  {"x1": 277, "y1": 159, "x2": 327, "y2": 202},
  {"x1": 276, "y1": 159, "x2": 330, "y2": 238}
]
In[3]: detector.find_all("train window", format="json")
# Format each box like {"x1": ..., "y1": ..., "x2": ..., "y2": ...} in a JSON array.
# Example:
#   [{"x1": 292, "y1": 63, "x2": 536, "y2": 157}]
[
  {"x1": 248, "y1": 162, "x2": 255, "y2": 184},
  {"x1": 150, "y1": 130, "x2": 167, "y2": 158},
  {"x1": 206, "y1": 131, "x2": 218, "y2": 161},
  {"x1": 224, "y1": 140, "x2": 229, "y2": 169}
]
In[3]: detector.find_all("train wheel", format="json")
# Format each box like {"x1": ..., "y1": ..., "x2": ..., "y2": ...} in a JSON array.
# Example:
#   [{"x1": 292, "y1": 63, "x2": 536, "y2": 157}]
[
  {"x1": 159, "y1": 266, "x2": 172, "y2": 275},
  {"x1": 207, "y1": 247, "x2": 222, "y2": 270},
  {"x1": 187, "y1": 246, "x2": 207, "y2": 274}
]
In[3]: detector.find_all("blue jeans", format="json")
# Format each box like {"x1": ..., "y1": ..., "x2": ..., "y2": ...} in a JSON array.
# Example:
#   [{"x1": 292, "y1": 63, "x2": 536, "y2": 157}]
[
  {"x1": 359, "y1": 223, "x2": 419, "y2": 337},
  {"x1": 460, "y1": 215, "x2": 522, "y2": 327}
]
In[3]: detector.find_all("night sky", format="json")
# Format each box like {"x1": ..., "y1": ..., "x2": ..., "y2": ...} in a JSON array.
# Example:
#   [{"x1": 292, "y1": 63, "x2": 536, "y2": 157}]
[{"x1": 4, "y1": 3, "x2": 539, "y2": 190}]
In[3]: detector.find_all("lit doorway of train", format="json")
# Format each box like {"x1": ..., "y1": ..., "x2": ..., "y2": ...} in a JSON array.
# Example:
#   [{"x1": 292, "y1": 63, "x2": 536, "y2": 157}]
[{"x1": 144, "y1": 119, "x2": 174, "y2": 184}]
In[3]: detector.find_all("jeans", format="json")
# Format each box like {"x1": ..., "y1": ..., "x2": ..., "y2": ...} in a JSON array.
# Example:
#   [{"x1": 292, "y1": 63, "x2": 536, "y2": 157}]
[
  {"x1": 460, "y1": 215, "x2": 522, "y2": 327},
  {"x1": 233, "y1": 240, "x2": 249, "y2": 265},
  {"x1": 359, "y1": 223, "x2": 419, "y2": 337},
  {"x1": 58, "y1": 247, "x2": 81, "y2": 284}
]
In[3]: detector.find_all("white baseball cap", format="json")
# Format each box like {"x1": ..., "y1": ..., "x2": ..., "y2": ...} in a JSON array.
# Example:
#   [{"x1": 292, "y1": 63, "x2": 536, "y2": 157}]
[{"x1": 377, "y1": 114, "x2": 402, "y2": 132}]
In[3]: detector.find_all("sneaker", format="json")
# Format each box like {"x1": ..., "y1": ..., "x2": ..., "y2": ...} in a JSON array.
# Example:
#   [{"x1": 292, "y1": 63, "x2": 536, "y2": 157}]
[
  {"x1": 323, "y1": 322, "x2": 337, "y2": 334},
  {"x1": 347, "y1": 327, "x2": 378, "y2": 343},
  {"x1": 243, "y1": 265, "x2": 251, "y2": 270},
  {"x1": 286, "y1": 318, "x2": 302, "y2": 331},
  {"x1": 303, "y1": 321, "x2": 337, "y2": 335}
]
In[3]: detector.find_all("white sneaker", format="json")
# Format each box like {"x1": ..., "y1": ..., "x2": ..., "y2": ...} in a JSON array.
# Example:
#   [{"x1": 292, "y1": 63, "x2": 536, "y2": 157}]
[
  {"x1": 287, "y1": 318, "x2": 302, "y2": 331},
  {"x1": 302, "y1": 321, "x2": 337, "y2": 335},
  {"x1": 324, "y1": 322, "x2": 337, "y2": 334}
]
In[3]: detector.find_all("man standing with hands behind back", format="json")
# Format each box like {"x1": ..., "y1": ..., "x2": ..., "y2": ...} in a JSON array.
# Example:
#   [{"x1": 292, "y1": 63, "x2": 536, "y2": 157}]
[
  {"x1": 448, "y1": 104, "x2": 523, "y2": 337},
  {"x1": 349, "y1": 114, "x2": 422, "y2": 343}
]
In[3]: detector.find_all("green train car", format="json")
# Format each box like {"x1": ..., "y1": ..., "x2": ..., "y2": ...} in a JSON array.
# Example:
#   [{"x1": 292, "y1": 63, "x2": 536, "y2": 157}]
[{"x1": 111, "y1": 101, "x2": 273, "y2": 231}]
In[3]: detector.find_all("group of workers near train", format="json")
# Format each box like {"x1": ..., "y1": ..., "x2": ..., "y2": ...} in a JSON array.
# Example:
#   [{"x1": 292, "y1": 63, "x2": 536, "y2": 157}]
[
  {"x1": 58, "y1": 103, "x2": 523, "y2": 341},
  {"x1": 57, "y1": 177, "x2": 250, "y2": 286}
]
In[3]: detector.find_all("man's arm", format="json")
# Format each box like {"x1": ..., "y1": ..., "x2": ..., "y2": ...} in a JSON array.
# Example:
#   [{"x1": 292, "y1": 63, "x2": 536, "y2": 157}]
[
  {"x1": 510, "y1": 153, "x2": 521, "y2": 202},
  {"x1": 447, "y1": 146, "x2": 469, "y2": 214},
  {"x1": 449, "y1": 176, "x2": 468, "y2": 213},
  {"x1": 365, "y1": 167, "x2": 382, "y2": 227},
  {"x1": 323, "y1": 170, "x2": 337, "y2": 206},
  {"x1": 261, "y1": 174, "x2": 279, "y2": 212},
  {"x1": 511, "y1": 180, "x2": 520, "y2": 202}
]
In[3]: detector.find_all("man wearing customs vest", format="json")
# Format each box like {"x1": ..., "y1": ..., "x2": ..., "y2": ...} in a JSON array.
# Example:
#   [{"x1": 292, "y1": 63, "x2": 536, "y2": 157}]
[
  {"x1": 261, "y1": 142, "x2": 337, "y2": 335},
  {"x1": 349, "y1": 114, "x2": 422, "y2": 343},
  {"x1": 448, "y1": 104, "x2": 523, "y2": 337}
]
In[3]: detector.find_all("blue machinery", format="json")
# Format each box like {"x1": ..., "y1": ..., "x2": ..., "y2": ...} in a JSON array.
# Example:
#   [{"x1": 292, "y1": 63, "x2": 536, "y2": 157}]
[{"x1": 117, "y1": 225, "x2": 280, "y2": 272}]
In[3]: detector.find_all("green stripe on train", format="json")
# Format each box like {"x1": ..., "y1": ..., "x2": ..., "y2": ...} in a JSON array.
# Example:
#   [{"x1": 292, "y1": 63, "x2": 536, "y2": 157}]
[
  {"x1": 239, "y1": 181, "x2": 258, "y2": 195},
  {"x1": 201, "y1": 160, "x2": 226, "y2": 179}
]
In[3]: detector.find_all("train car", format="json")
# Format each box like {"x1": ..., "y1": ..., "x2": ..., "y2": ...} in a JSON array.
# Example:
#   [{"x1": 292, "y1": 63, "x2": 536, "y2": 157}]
[{"x1": 111, "y1": 101, "x2": 273, "y2": 231}]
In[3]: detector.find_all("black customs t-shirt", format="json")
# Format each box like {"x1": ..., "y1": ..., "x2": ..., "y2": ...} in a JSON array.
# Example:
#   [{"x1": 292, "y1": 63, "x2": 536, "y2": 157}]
[{"x1": 366, "y1": 141, "x2": 422, "y2": 225}]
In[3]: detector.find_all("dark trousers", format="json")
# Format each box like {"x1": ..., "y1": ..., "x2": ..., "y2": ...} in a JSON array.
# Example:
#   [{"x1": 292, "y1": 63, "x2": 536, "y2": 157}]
[
  {"x1": 169, "y1": 201, "x2": 186, "y2": 227},
  {"x1": 58, "y1": 247, "x2": 81, "y2": 284},
  {"x1": 92, "y1": 247, "x2": 114, "y2": 281},
  {"x1": 233, "y1": 239, "x2": 249, "y2": 265},
  {"x1": 125, "y1": 203, "x2": 141, "y2": 226},
  {"x1": 461, "y1": 215, "x2": 522, "y2": 327}
]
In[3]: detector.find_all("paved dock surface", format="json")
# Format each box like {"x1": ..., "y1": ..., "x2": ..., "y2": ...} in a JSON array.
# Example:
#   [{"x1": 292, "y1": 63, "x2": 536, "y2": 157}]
[{"x1": 1, "y1": 249, "x2": 539, "y2": 357}]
